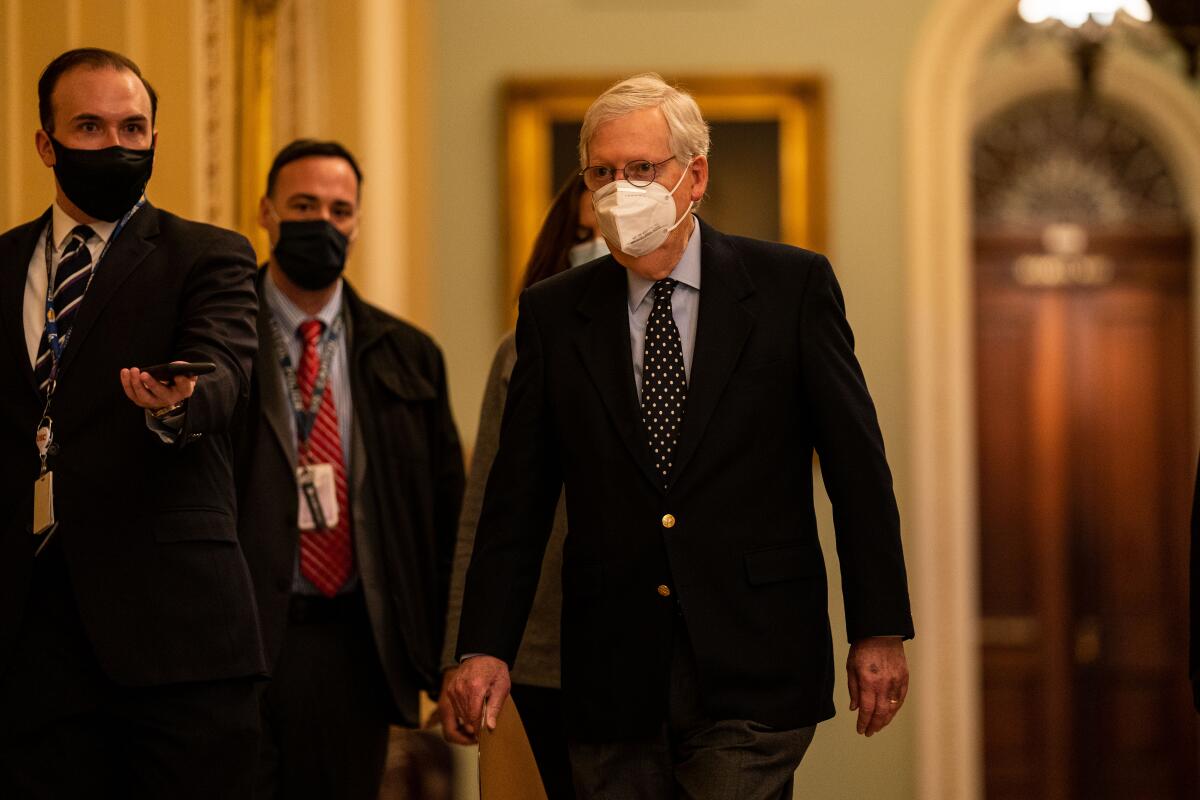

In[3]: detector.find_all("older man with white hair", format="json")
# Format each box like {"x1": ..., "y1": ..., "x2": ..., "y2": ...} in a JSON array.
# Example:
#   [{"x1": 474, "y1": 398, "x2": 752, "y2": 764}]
[{"x1": 449, "y1": 73, "x2": 914, "y2": 799}]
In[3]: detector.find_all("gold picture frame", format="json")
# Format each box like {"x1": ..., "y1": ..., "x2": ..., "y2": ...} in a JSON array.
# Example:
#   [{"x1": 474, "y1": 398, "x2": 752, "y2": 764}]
[{"x1": 502, "y1": 75, "x2": 827, "y2": 321}]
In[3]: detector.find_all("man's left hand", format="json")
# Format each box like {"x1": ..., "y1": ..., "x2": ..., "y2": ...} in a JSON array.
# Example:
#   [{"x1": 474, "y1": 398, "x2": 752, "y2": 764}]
[
  {"x1": 846, "y1": 636, "x2": 909, "y2": 737},
  {"x1": 120, "y1": 363, "x2": 197, "y2": 412}
]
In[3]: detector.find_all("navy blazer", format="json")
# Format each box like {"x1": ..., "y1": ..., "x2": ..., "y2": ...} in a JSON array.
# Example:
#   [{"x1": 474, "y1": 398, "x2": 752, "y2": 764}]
[{"x1": 457, "y1": 218, "x2": 914, "y2": 741}]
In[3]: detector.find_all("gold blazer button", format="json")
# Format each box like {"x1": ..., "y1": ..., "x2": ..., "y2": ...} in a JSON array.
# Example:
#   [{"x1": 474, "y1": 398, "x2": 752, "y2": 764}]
[
  {"x1": 661, "y1": 514, "x2": 676, "y2": 529},
  {"x1": 657, "y1": 584, "x2": 671, "y2": 597}
]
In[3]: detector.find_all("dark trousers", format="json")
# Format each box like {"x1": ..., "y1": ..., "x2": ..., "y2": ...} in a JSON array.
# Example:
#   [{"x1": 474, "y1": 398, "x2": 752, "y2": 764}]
[
  {"x1": 0, "y1": 544, "x2": 260, "y2": 800},
  {"x1": 255, "y1": 591, "x2": 394, "y2": 800},
  {"x1": 511, "y1": 683, "x2": 576, "y2": 800},
  {"x1": 568, "y1": 624, "x2": 815, "y2": 800}
]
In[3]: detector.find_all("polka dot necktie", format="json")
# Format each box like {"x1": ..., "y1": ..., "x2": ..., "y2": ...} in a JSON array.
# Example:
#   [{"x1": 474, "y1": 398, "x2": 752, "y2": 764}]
[{"x1": 641, "y1": 278, "x2": 688, "y2": 487}]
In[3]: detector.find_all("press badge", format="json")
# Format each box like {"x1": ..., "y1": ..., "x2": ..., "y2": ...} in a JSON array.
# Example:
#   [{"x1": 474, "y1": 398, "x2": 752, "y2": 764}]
[
  {"x1": 33, "y1": 471, "x2": 55, "y2": 536},
  {"x1": 297, "y1": 463, "x2": 338, "y2": 531}
]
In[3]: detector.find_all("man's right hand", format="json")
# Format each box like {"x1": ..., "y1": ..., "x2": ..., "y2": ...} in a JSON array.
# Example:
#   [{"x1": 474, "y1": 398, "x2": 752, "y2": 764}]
[{"x1": 445, "y1": 655, "x2": 511, "y2": 742}]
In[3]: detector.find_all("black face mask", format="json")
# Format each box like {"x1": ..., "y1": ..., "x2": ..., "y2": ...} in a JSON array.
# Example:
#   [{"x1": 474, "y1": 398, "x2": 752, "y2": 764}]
[
  {"x1": 48, "y1": 135, "x2": 154, "y2": 222},
  {"x1": 274, "y1": 220, "x2": 349, "y2": 290}
]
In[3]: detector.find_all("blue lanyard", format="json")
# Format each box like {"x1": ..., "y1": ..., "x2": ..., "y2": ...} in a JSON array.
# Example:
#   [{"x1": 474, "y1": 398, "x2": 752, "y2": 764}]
[
  {"x1": 42, "y1": 199, "x2": 144, "y2": 387},
  {"x1": 268, "y1": 312, "x2": 344, "y2": 447},
  {"x1": 34, "y1": 200, "x2": 145, "y2": 480}
]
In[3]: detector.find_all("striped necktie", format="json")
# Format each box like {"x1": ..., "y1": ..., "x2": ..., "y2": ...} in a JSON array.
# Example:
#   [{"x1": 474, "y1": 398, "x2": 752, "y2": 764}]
[
  {"x1": 34, "y1": 225, "x2": 96, "y2": 394},
  {"x1": 296, "y1": 319, "x2": 353, "y2": 596}
]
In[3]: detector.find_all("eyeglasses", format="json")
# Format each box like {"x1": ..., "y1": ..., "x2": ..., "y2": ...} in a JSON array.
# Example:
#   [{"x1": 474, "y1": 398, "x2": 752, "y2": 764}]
[{"x1": 580, "y1": 156, "x2": 676, "y2": 192}]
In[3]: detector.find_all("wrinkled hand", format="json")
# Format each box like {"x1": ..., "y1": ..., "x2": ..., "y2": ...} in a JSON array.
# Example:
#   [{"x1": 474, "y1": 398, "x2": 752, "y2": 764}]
[
  {"x1": 446, "y1": 655, "x2": 511, "y2": 742},
  {"x1": 847, "y1": 637, "x2": 909, "y2": 737},
  {"x1": 436, "y1": 668, "x2": 476, "y2": 745},
  {"x1": 120, "y1": 363, "x2": 197, "y2": 412}
]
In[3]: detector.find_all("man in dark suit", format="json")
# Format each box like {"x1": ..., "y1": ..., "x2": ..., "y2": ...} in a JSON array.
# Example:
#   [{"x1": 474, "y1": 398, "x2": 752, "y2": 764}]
[
  {"x1": 0, "y1": 48, "x2": 264, "y2": 797},
  {"x1": 236, "y1": 139, "x2": 464, "y2": 799},
  {"x1": 449, "y1": 73, "x2": 914, "y2": 798}
]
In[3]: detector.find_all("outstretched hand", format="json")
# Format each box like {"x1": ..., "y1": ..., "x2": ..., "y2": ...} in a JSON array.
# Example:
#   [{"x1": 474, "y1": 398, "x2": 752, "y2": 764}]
[
  {"x1": 846, "y1": 637, "x2": 909, "y2": 736},
  {"x1": 120, "y1": 363, "x2": 197, "y2": 412}
]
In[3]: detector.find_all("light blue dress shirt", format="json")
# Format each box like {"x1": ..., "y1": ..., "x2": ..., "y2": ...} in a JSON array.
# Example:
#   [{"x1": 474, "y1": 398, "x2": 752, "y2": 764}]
[
  {"x1": 262, "y1": 275, "x2": 359, "y2": 595},
  {"x1": 627, "y1": 215, "x2": 701, "y2": 399}
]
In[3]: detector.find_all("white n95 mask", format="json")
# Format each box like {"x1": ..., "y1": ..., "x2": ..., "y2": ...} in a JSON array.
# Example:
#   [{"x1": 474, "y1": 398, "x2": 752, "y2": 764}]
[{"x1": 592, "y1": 160, "x2": 693, "y2": 257}]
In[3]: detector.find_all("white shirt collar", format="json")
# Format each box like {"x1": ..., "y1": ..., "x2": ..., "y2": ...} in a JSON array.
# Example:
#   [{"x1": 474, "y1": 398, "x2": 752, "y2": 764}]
[
  {"x1": 51, "y1": 201, "x2": 117, "y2": 252},
  {"x1": 627, "y1": 214, "x2": 702, "y2": 313}
]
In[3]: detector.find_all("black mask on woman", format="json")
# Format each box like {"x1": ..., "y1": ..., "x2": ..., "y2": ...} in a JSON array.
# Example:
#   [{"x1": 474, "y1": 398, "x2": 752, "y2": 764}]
[
  {"x1": 48, "y1": 136, "x2": 154, "y2": 222},
  {"x1": 273, "y1": 220, "x2": 349, "y2": 290}
]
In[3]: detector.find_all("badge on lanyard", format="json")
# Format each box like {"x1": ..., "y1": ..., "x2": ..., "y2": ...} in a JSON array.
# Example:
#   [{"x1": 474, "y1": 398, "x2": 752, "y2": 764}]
[
  {"x1": 33, "y1": 472, "x2": 55, "y2": 536},
  {"x1": 269, "y1": 311, "x2": 344, "y2": 534},
  {"x1": 33, "y1": 421, "x2": 57, "y2": 553},
  {"x1": 297, "y1": 463, "x2": 338, "y2": 531}
]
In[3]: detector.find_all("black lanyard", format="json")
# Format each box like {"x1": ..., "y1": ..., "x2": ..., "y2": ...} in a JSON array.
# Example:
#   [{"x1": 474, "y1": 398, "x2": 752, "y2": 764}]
[{"x1": 267, "y1": 311, "x2": 344, "y2": 451}]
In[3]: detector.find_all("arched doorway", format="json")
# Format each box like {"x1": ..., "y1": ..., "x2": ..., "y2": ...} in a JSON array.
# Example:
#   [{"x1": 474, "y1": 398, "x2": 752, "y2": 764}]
[
  {"x1": 905, "y1": 2, "x2": 1200, "y2": 798},
  {"x1": 973, "y1": 93, "x2": 1195, "y2": 799}
]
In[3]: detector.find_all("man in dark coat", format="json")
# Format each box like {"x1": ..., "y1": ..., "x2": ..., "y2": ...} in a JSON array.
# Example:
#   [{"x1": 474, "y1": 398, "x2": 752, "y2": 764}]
[
  {"x1": 235, "y1": 139, "x2": 464, "y2": 799},
  {"x1": 0, "y1": 48, "x2": 264, "y2": 797},
  {"x1": 449, "y1": 73, "x2": 914, "y2": 799}
]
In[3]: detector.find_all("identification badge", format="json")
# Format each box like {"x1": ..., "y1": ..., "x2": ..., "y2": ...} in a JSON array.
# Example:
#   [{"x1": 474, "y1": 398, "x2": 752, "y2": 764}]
[
  {"x1": 33, "y1": 471, "x2": 55, "y2": 536},
  {"x1": 297, "y1": 463, "x2": 338, "y2": 531}
]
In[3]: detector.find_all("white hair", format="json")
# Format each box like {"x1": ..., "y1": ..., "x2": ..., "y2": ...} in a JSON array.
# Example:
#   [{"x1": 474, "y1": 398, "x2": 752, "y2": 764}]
[{"x1": 578, "y1": 73, "x2": 711, "y2": 169}]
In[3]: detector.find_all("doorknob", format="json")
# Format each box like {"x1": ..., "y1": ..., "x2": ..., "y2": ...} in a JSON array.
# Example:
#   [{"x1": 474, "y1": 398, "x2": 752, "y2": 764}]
[{"x1": 1074, "y1": 616, "x2": 1102, "y2": 665}]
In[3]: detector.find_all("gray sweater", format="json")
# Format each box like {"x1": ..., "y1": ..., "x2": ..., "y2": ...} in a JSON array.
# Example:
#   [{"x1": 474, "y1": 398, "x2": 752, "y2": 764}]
[{"x1": 440, "y1": 332, "x2": 566, "y2": 688}]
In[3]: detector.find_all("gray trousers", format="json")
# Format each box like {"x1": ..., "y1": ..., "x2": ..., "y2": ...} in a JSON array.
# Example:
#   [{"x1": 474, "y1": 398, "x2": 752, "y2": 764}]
[{"x1": 568, "y1": 625, "x2": 816, "y2": 800}]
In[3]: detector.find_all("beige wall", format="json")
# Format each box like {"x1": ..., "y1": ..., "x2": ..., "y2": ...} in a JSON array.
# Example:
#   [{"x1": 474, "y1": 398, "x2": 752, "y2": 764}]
[{"x1": 430, "y1": 2, "x2": 935, "y2": 798}]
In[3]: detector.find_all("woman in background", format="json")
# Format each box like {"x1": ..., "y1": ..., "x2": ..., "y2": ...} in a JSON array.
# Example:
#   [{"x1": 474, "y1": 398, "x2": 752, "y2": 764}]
[{"x1": 439, "y1": 174, "x2": 606, "y2": 799}]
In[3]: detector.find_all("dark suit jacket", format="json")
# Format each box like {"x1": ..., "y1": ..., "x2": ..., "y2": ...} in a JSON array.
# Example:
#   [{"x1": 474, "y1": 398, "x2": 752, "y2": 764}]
[
  {"x1": 1190, "y1": 454, "x2": 1199, "y2": 710},
  {"x1": 0, "y1": 203, "x2": 266, "y2": 686},
  {"x1": 235, "y1": 273, "x2": 464, "y2": 727},
  {"x1": 458, "y1": 218, "x2": 914, "y2": 741}
]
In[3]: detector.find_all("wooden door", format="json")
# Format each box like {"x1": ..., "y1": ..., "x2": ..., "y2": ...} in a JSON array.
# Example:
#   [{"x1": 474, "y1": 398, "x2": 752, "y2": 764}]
[{"x1": 976, "y1": 231, "x2": 1196, "y2": 800}]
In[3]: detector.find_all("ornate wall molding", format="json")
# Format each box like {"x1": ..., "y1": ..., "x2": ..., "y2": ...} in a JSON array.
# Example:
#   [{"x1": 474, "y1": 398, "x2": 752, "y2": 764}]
[
  {"x1": 191, "y1": 0, "x2": 234, "y2": 227},
  {"x1": 236, "y1": 0, "x2": 280, "y2": 255}
]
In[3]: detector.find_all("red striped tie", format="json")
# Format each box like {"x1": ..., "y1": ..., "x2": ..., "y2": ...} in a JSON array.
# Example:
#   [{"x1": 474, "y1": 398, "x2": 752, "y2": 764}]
[{"x1": 296, "y1": 319, "x2": 353, "y2": 597}]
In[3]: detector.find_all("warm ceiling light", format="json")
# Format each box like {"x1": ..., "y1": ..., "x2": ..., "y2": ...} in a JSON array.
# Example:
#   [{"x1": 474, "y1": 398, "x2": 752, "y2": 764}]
[{"x1": 1018, "y1": 0, "x2": 1153, "y2": 28}]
